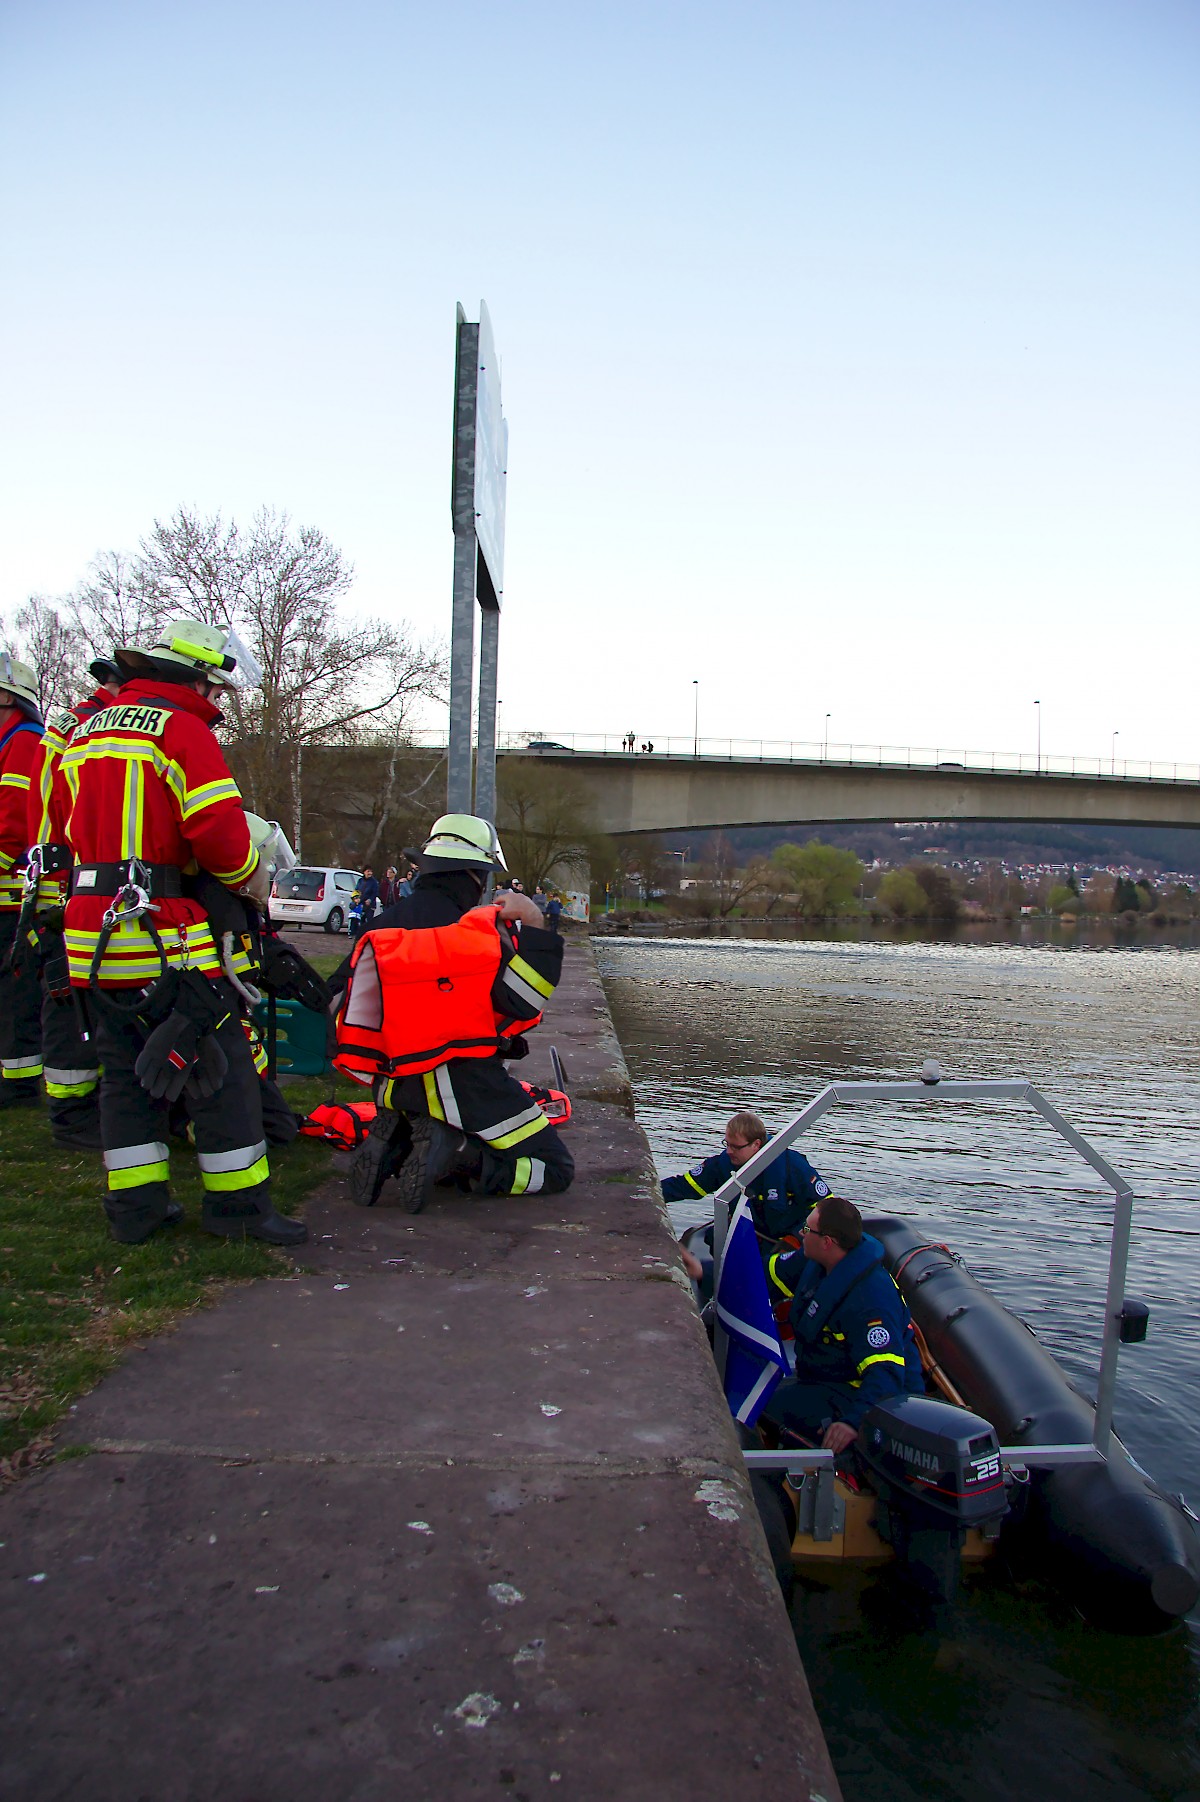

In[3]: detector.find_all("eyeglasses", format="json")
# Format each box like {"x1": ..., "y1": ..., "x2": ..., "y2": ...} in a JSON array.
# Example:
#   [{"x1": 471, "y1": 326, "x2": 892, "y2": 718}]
[
  {"x1": 802, "y1": 1224, "x2": 825, "y2": 1238},
  {"x1": 724, "y1": 1139, "x2": 752, "y2": 1152}
]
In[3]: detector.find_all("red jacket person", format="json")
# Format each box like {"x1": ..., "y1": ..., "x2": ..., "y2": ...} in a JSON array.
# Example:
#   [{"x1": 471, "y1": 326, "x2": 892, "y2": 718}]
[
  {"x1": 22, "y1": 658, "x2": 123, "y2": 1145},
  {"x1": 60, "y1": 618, "x2": 305, "y2": 1247},
  {"x1": 0, "y1": 654, "x2": 47, "y2": 1108}
]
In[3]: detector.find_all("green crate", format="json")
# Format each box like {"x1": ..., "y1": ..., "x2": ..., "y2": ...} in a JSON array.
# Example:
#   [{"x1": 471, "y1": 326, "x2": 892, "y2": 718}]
[{"x1": 251, "y1": 997, "x2": 331, "y2": 1076}]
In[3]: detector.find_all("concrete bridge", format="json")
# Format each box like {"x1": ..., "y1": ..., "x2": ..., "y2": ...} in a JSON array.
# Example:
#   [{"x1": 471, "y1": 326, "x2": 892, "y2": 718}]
[{"x1": 494, "y1": 745, "x2": 1200, "y2": 837}]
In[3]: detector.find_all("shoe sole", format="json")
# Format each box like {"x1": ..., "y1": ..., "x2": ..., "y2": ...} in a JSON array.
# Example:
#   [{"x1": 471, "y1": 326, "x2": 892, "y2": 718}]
[
  {"x1": 349, "y1": 1136, "x2": 387, "y2": 1207},
  {"x1": 348, "y1": 1129, "x2": 409, "y2": 1207},
  {"x1": 391, "y1": 1117, "x2": 438, "y2": 1214},
  {"x1": 391, "y1": 1118, "x2": 464, "y2": 1215}
]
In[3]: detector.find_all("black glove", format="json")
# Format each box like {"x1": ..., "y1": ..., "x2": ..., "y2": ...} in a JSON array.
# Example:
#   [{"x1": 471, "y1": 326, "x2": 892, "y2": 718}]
[
  {"x1": 134, "y1": 970, "x2": 232, "y2": 1101},
  {"x1": 183, "y1": 1031, "x2": 229, "y2": 1102},
  {"x1": 257, "y1": 935, "x2": 332, "y2": 1011},
  {"x1": 135, "y1": 1011, "x2": 205, "y2": 1102},
  {"x1": 497, "y1": 1034, "x2": 530, "y2": 1060}
]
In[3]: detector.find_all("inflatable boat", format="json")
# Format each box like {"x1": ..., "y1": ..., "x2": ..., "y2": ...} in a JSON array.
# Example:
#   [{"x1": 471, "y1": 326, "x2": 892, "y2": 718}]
[
  {"x1": 865, "y1": 1213, "x2": 1199, "y2": 1633},
  {"x1": 687, "y1": 1073, "x2": 1200, "y2": 1635}
]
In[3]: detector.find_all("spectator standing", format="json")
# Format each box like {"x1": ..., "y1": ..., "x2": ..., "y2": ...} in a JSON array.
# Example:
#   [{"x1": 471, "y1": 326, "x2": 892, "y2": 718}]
[
  {"x1": 380, "y1": 865, "x2": 399, "y2": 907},
  {"x1": 354, "y1": 866, "x2": 380, "y2": 937},
  {"x1": 545, "y1": 892, "x2": 564, "y2": 934}
]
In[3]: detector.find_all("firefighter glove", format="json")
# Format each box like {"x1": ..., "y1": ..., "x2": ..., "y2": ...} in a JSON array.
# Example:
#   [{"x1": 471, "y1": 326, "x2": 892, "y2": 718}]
[{"x1": 182, "y1": 1032, "x2": 229, "y2": 1102}]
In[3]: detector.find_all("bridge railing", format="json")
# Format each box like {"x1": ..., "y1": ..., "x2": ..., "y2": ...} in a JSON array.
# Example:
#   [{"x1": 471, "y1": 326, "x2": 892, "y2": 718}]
[{"x1": 398, "y1": 730, "x2": 1200, "y2": 785}]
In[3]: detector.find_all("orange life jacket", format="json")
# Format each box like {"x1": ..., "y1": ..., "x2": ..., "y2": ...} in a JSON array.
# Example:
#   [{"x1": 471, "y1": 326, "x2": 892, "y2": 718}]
[
  {"x1": 334, "y1": 906, "x2": 542, "y2": 1083},
  {"x1": 298, "y1": 1100, "x2": 377, "y2": 1149}
]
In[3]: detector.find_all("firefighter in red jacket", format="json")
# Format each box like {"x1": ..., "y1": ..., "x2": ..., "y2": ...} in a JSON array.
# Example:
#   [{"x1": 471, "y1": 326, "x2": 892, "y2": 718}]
[
  {"x1": 61, "y1": 618, "x2": 305, "y2": 1248},
  {"x1": 22, "y1": 657, "x2": 122, "y2": 1146},
  {"x1": 340, "y1": 814, "x2": 574, "y2": 1212},
  {"x1": 0, "y1": 654, "x2": 46, "y2": 1108}
]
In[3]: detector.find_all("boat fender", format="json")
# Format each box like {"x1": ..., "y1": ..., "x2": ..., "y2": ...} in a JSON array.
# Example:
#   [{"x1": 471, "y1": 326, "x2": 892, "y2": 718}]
[{"x1": 945, "y1": 1305, "x2": 969, "y2": 1323}]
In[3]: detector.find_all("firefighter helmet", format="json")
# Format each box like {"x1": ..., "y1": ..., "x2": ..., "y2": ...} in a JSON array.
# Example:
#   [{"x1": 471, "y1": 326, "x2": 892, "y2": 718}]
[
  {"x1": 115, "y1": 619, "x2": 262, "y2": 689},
  {"x1": 88, "y1": 656, "x2": 123, "y2": 689},
  {"x1": 0, "y1": 652, "x2": 40, "y2": 716},
  {"x1": 420, "y1": 813, "x2": 507, "y2": 871}
]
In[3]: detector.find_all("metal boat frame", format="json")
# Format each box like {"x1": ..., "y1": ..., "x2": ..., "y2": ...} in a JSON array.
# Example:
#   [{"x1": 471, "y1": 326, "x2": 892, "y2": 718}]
[{"x1": 709, "y1": 1075, "x2": 1137, "y2": 1494}]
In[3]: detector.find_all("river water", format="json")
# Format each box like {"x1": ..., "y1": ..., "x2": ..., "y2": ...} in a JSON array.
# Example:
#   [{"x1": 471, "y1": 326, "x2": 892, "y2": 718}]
[{"x1": 595, "y1": 929, "x2": 1200, "y2": 1802}]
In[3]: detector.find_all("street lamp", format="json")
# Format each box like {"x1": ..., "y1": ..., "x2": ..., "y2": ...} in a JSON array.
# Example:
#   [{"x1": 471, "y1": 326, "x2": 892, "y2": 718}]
[
  {"x1": 1034, "y1": 700, "x2": 1041, "y2": 774},
  {"x1": 823, "y1": 713, "x2": 831, "y2": 760},
  {"x1": 1111, "y1": 729, "x2": 1119, "y2": 777},
  {"x1": 692, "y1": 680, "x2": 699, "y2": 758}
]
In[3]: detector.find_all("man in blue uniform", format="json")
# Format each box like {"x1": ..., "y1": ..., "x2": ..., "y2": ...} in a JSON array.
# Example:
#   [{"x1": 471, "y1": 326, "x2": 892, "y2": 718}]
[
  {"x1": 761, "y1": 1194, "x2": 923, "y2": 1452},
  {"x1": 662, "y1": 1110, "x2": 831, "y2": 1245}
]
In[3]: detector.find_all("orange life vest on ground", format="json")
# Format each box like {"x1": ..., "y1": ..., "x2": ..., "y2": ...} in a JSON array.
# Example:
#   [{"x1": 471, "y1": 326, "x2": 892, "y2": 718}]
[
  {"x1": 298, "y1": 1099, "x2": 377, "y2": 1148},
  {"x1": 334, "y1": 906, "x2": 542, "y2": 1083}
]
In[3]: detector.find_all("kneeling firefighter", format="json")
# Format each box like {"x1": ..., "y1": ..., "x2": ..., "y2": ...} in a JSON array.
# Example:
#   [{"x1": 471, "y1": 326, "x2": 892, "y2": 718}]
[
  {"x1": 60, "y1": 618, "x2": 305, "y2": 1247},
  {"x1": 335, "y1": 814, "x2": 574, "y2": 1211}
]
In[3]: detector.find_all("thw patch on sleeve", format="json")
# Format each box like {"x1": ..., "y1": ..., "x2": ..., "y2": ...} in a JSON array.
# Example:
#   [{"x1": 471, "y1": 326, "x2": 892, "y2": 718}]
[
  {"x1": 813, "y1": 1178, "x2": 830, "y2": 1196},
  {"x1": 866, "y1": 1324, "x2": 892, "y2": 1350}
]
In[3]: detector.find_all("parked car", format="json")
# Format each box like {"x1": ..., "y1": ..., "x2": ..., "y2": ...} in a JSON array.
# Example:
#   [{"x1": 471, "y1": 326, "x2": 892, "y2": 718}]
[
  {"x1": 269, "y1": 866, "x2": 362, "y2": 933},
  {"x1": 525, "y1": 739, "x2": 574, "y2": 753}
]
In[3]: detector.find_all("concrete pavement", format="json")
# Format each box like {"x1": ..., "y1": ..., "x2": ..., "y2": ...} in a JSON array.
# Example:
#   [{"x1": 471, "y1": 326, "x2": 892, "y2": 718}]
[{"x1": 0, "y1": 935, "x2": 839, "y2": 1802}]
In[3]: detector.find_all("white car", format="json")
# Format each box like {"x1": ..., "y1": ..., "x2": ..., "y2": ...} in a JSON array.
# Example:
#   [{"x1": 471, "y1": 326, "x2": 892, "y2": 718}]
[{"x1": 269, "y1": 866, "x2": 363, "y2": 934}]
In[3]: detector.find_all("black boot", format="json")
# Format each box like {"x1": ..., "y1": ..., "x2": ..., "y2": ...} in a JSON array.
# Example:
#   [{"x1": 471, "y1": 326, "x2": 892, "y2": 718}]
[
  {"x1": 109, "y1": 1201, "x2": 184, "y2": 1244},
  {"x1": 0, "y1": 1079, "x2": 41, "y2": 1111},
  {"x1": 203, "y1": 1206, "x2": 307, "y2": 1246},
  {"x1": 348, "y1": 1111, "x2": 413, "y2": 1208},
  {"x1": 391, "y1": 1118, "x2": 465, "y2": 1215},
  {"x1": 53, "y1": 1120, "x2": 105, "y2": 1150}
]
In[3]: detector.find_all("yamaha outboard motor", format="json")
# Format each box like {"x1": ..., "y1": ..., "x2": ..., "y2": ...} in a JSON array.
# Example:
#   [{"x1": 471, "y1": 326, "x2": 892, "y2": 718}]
[{"x1": 857, "y1": 1394, "x2": 1009, "y2": 1602}]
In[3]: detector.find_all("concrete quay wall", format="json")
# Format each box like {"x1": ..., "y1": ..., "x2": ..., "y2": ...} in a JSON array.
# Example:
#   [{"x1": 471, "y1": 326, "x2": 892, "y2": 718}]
[{"x1": 0, "y1": 934, "x2": 839, "y2": 1802}]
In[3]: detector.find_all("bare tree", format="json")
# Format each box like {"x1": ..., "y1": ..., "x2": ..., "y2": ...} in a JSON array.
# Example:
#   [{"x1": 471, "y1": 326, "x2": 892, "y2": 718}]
[
  {"x1": 11, "y1": 596, "x2": 86, "y2": 718},
  {"x1": 93, "y1": 506, "x2": 446, "y2": 850},
  {"x1": 67, "y1": 550, "x2": 164, "y2": 655},
  {"x1": 694, "y1": 833, "x2": 774, "y2": 918},
  {"x1": 497, "y1": 761, "x2": 601, "y2": 893}
]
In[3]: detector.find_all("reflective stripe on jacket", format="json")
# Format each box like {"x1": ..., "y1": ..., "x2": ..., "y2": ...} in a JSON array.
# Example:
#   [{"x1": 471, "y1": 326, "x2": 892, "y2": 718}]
[
  {"x1": 335, "y1": 905, "x2": 560, "y2": 1081},
  {"x1": 0, "y1": 717, "x2": 44, "y2": 910},
  {"x1": 661, "y1": 1145, "x2": 830, "y2": 1242},
  {"x1": 766, "y1": 1233, "x2": 924, "y2": 1426},
  {"x1": 26, "y1": 692, "x2": 112, "y2": 904},
  {"x1": 60, "y1": 678, "x2": 257, "y2": 985}
]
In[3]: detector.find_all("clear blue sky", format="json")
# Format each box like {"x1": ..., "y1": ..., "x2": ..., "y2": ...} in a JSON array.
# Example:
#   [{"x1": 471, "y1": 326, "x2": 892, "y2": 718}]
[{"x1": 2, "y1": 0, "x2": 1196, "y2": 764}]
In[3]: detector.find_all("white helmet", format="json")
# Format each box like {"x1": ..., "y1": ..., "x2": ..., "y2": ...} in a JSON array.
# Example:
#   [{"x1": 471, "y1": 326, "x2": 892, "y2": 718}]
[
  {"x1": 116, "y1": 618, "x2": 263, "y2": 689},
  {"x1": 0, "y1": 652, "x2": 40, "y2": 716},
  {"x1": 244, "y1": 812, "x2": 297, "y2": 873},
  {"x1": 421, "y1": 813, "x2": 507, "y2": 870}
]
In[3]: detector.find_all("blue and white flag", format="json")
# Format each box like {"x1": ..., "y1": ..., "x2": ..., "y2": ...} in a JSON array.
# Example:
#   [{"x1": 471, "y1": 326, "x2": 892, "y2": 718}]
[{"x1": 715, "y1": 1195, "x2": 787, "y2": 1426}]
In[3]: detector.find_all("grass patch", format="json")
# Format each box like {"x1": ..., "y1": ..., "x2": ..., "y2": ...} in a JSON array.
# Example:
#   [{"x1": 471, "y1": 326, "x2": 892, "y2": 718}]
[{"x1": 0, "y1": 1058, "x2": 359, "y2": 1479}]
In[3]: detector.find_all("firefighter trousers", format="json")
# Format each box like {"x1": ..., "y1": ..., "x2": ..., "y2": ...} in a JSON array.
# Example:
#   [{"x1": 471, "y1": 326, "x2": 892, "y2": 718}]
[
  {"x1": 87, "y1": 976, "x2": 275, "y2": 1237},
  {"x1": 0, "y1": 911, "x2": 43, "y2": 1098},
  {"x1": 381, "y1": 1056, "x2": 574, "y2": 1197},
  {"x1": 38, "y1": 920, "x2": 101, "y2": 1130}
]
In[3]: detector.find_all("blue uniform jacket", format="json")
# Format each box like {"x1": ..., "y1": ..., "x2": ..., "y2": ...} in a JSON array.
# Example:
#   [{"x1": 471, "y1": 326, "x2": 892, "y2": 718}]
[
  {"x1": 662, "y1": 1146, "x2": 830, "y2": 1243},
  {"x1": 766, "y1": 1234, "x2": 923, "y2": 1426}
]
